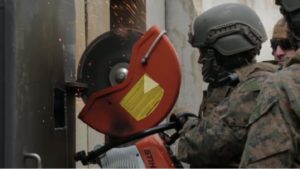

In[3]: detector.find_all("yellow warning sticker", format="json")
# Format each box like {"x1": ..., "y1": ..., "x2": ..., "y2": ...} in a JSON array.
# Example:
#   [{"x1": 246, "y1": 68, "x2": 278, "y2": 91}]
[{"x1": 120, "y1": 74, "x2": 164, "y2": 121}]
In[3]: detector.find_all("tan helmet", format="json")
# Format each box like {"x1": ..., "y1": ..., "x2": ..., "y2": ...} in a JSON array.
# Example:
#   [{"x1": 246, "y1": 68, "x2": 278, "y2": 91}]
[{"x1": 272, "y1": 18, "x2": 289, "y2": 39}]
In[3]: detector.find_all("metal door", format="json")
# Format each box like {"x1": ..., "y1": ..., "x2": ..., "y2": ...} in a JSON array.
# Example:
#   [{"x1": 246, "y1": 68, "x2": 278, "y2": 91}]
[
  {"x1": 3, "y1": 0, "x2": 76, "y2": 167},
  {"x1": 0, "y1": 0, "x2": 4, "y2": 167}
]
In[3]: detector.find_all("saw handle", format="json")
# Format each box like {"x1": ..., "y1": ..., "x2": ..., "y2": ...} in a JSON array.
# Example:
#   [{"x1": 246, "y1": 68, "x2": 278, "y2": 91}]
[
  {"x1": 75, "y1": 122, "x2": 178, "y2": 165},
  {"x1": 169, "y1": 112, "x2": 198, "y2": 131},
  {"x1": 75, "y1": 112, "x2": 198, "y2": 165}
]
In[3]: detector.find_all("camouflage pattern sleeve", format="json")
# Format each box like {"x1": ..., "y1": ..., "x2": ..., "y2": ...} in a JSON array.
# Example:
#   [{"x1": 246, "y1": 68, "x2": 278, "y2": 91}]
[
  {"x1": 240, "y1": 62, "x2": 300, "y2": 167},
  {"x1": 176, "y1": 82, "x2": 257, "y2": 167},
  {"x1": 176, "y1": 79, "x2": 259, "y2": 167},
  {"x1": 177, "y1": 109, "x2": 244, "y2": 167}
]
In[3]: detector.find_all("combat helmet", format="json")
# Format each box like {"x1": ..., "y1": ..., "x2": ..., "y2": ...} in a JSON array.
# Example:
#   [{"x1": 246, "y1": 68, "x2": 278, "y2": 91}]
[
  {"x1": 276, "y1": 0, "x2": 300, "y2": 13},
  {"x1": 188, "y1": 3, "x2": 267, "y2": 56},
  {"x1": 276, "y1": 0, "x2": 300, "y2": 41}
]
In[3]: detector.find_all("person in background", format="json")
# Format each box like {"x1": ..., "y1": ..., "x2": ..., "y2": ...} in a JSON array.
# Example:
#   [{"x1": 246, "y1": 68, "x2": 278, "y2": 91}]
[
  {"x1": 173, "y1": 3, "x2": 278, "y2": 167},
  {"x1": 271, "y1": 17, "x2": 296, "y2": 66},
  {"x1": 239, "y1": 0, "x2": 300, "y2": 167}
]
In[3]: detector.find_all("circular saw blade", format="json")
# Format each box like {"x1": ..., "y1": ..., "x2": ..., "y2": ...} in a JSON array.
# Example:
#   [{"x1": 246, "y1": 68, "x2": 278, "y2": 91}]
[{"x1": 78, "y1": 29, "x2": 142, "y2": 102}]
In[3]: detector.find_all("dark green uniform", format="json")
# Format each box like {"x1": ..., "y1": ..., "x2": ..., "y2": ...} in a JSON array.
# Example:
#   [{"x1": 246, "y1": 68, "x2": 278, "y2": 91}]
[{"x1": 178, "y1": 62, "x2": 278, "y2": 167}]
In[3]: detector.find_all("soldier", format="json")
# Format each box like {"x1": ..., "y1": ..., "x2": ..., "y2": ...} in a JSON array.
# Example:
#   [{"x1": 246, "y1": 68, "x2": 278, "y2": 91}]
[
  {"x1": 174, "y1": 3, "x2": 278, "y2": 167},
  {"x1": 271, "y1": 18, "x2": 296, "y2": 66},
  {"x1": 239, "y1": 0, "x2": 300, "y2": 167}
]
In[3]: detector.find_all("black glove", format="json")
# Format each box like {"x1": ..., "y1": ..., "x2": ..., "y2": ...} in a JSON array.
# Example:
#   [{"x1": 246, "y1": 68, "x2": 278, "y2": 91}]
[{"x1": 170, "y1": 112, "x2": 198, "y2": 131}]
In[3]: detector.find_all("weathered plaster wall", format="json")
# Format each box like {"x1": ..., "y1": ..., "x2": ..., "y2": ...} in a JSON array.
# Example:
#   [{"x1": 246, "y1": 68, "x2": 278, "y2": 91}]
[
  {"x1": 165, "y1": 0, "x2": 203, "y2": 114},
  {"x1": 146, "y1": 0, "x2": 165, "y2": 29}
]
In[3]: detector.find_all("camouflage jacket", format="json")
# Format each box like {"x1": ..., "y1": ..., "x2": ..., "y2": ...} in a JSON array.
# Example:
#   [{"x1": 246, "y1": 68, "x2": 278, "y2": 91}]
[
  {"x1": 240, "y1": 50, "x2": 300, "y2": 168},
  {"x1": 177, "y1": 62, "x2": 278, "y2": 167},
  {"x1": 199, "y1": 85, "x2": 232, "y2": 117},
  {"x1": 199, "y1": 60, "x2": 280, "y2": 118}
]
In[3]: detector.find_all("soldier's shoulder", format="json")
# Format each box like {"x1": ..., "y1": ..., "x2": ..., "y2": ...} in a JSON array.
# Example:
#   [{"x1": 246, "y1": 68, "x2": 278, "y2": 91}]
[
  {"x1": 273, "y1": 65, "x2": 300, "y2": 85},
  {"x1": 235, "y1": 62, "x2": 278, "y2": 82},
  {"x1": 237, "y1": 72, "x2": 274, "y2": 93},
  {"x1": 252, "y1": 62, "x2": 279, "y2": 73},
  {"x1": 238, "y1": 78, "x2": 260, "y2": 92},
  {"x1": 285, "y1": 49, "x2": 300, "y2": 67},
  {"x1": 262, "y1": 60, "x2": 279, "y2": 65}
]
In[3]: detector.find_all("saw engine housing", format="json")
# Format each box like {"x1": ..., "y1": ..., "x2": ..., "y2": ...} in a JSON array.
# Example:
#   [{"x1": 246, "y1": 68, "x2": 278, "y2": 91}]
[{"x1": 98, "y1": 134, "x2": 178, "y2": 168}]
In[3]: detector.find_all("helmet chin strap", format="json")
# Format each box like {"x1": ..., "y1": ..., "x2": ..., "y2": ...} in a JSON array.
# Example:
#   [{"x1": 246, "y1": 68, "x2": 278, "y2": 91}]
[
  {"x1": 205, "y1": 49, "x2": 239, "y2": 87},
  {"x1": 216, "y1": 73, "x2": 239, "y2": 87}
]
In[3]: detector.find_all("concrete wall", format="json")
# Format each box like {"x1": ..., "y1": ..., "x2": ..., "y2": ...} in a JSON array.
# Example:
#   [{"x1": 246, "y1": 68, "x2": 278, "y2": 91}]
[
  {"x1": 165, "y1": 0, "x2": 203, "y2": 113},
  {"x1": 146, "y1": 0, "x2": 165, "y2": 29},
  {"x1": 147, "y1": 0, "x2": 204, "y2": 114}
]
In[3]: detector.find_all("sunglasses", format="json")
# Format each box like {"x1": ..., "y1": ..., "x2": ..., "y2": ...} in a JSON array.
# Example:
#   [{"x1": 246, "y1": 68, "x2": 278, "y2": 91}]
[{"x1": 270, "y1": 39, "x2": 293, "y2": 51}]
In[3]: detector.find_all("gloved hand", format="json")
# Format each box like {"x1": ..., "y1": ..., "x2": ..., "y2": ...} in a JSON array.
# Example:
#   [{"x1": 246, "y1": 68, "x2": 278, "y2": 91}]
[{"x1": 169, "y1": 110, "x2": 198, "y2": 131}]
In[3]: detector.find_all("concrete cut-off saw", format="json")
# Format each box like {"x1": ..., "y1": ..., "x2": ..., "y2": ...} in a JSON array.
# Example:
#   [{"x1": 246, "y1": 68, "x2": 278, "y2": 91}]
[{"x1": 74, "y1": 26, "x2": 193, "y2": 168}]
